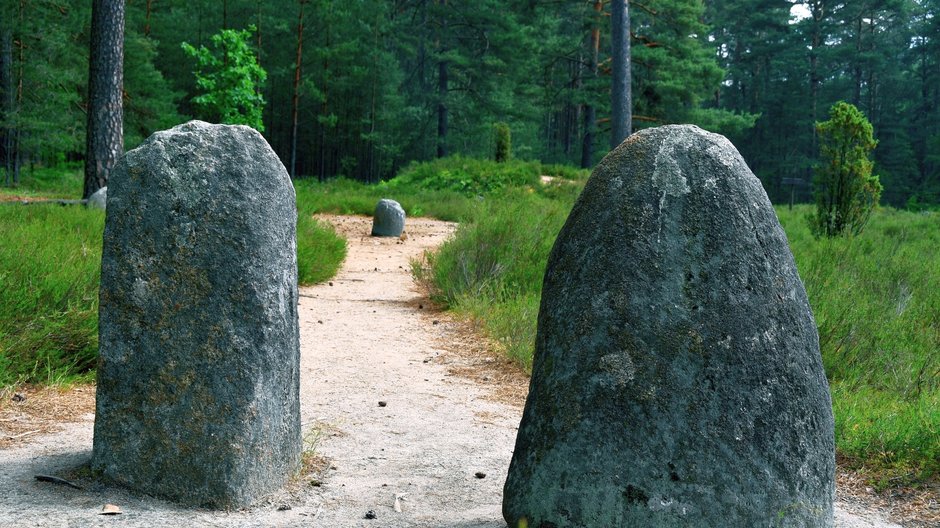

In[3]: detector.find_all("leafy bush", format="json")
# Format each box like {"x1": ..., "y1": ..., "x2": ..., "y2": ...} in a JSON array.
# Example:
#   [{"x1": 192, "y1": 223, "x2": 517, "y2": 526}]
[
  {"x1": 811, "y1": 102, "x2": 883, "y2": 237},
  {"x1": 494, "y1": 122, "x2": 511, "y2": 163},
  {"x1": 427, "y1": 196, "x2": 939, "y2": 483},
  {"x1": 182, "y1": 26, "x2": 266, "y2": 131},
  {"x1": 389, "y1": 156, "x2": 541, "y2": 196}
]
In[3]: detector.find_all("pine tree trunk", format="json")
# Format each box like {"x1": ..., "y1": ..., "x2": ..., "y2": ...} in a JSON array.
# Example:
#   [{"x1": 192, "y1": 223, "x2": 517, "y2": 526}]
[
  {"x1": 83, "y1": 0, "x2": 124, "y2": 199},
  {"x1": 436, "y1": 0, "x2": 448, "y2": 159},
  {"x1": 810, "y1": 0, "x2": 823, "y2": 156},
  {"x1": 1, "y1": 28, "x2": 12, "y2": 186},
  {"x1": 290, "y1": 0, "x2": 306, "y2": 179},
  {"x1": 581, "y1": 0, "x2": 601, "y2": 168},
  {"x1": 610, "y1": 0, "x2": 632, "y2": 148}
]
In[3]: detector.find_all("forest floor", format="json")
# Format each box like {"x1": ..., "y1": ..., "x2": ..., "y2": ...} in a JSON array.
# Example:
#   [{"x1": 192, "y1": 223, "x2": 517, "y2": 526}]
[{"x1": 0, "y1": 215, "x2": 931, "y2": 527}]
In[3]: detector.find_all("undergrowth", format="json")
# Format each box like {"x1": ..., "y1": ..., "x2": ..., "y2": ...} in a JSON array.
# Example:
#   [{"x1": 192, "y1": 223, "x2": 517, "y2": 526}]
[
  {"x1": 426, "y1": 194, "x2": 939, "y2": 485},
  {"x1": 1, "y1": 168, "x2": 347, "y2": 386},
  {"x1": 0, "y1": 205, "x2": 103, "y2": 386}
]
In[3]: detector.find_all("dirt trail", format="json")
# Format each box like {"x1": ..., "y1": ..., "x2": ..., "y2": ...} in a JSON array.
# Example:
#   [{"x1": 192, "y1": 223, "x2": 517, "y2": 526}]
[{"x1": 0, "y1": 215, "x2": 910, "y2": 527}]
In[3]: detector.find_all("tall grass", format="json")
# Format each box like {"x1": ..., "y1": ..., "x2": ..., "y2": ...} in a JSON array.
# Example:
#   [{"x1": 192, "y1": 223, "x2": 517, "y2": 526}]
[
  {"x1": 778, "y1": 206, "x2": 940, "y2": 484},
  {"x1": 1, "y1": 169, "x2": 349, "y2": 386},
  {"x1": 0, "y1": 205, "x2": 104, "y2": 386},
  {"x1": 427, "y1": 197, "x2": 940, "y2": 484}
]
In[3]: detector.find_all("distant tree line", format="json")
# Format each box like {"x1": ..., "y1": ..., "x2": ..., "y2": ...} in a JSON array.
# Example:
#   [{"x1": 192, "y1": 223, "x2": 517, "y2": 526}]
[{"x1": 0, "y1": 0, "x2": 938, "y2": 207}]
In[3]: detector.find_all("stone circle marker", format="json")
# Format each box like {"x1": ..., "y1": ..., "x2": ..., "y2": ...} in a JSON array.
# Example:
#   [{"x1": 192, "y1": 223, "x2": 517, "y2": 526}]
[
  {"x1": 371, "y1": 198, "x2": 405, "y2": 237},
  {"x1": 87, "y1": 186, "x2": 107, "y2": 210},
  {"x1": 92, "y1": 121, "x2": 301, "y2": 508},
  {"x1": 503, "y1": 125, "x2": 835, "y2": 527}
]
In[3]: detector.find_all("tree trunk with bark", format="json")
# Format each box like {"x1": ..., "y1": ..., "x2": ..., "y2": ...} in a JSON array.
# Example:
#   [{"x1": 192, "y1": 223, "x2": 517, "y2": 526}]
[
  {"x1": 610, "y1": 0, "x2": 632, "y2": 148},
  {"x1": 290, "y1": 0, "x2": 307, "y2": 179},
  {"x1": 1, "y1": 28, "x2": 12, "y2": 186},
  {"x1": 581, "y1": 0, "x2": 601, "y2": 168},
  {"x1": 83, "y1": 0, "x2": 124, "y2": 199},
  {"x1": 436, "y1": 0, "x2": 448, "y2": 159}
]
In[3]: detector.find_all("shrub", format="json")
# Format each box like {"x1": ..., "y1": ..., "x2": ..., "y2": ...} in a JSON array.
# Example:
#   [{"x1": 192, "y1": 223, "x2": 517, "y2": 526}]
[
  {"x1": 494, "y1": 122, "x2": 511, "y2": 163},
  {"x1": 810, "y1": 102, "x2": 883, "y2": 237}
]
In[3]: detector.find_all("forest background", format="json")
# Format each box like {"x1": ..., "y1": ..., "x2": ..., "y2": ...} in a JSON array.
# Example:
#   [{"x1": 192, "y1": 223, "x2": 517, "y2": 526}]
[{"x1": 2, "y1": 0, "x2": 940, "y2": 209}]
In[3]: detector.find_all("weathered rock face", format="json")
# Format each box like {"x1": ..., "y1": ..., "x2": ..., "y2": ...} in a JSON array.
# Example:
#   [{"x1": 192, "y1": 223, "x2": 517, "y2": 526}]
[
  {"x1": 87, "y1": 186, "x2": 107, "y2": 210},
  {"x1": 371, "y1": 198, "x2": 405, "y2": 237},
  {"x1": 92, "y1": 121, "x2": 301, "y2": 509},
  {"x1": 503, "y1": 125, "x2": 834, "y2": 527}
]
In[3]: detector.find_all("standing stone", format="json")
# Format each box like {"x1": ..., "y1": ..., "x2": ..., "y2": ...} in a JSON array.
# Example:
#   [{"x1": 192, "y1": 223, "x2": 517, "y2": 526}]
[
  {"x1": 504, "y1": 125, "x2": 834, "y2": 527},
  {"x1": 92, "y1": 121, "x2": 301, "y2": 509},
  {"x1": 87, "y1": 186, "x2": 107, "y2": 210},
  {"x1": 371, "y1": 198, "x2": 405, "y2": 237}
]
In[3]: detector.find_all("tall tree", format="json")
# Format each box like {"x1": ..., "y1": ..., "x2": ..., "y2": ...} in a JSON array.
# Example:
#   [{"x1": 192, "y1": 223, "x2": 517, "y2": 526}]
[
  {"x1": 610, "y1": 0, "x2": 631, "y2": 147},
  {"x1": 436, "y1": 0, "x2": 448, "y2": 158},
  {"x1": 84, "y1": 0, "x2": 125, "y2": 199},
  {"x1": 582, "y1": 0, "x2": 602, "y2": 167},
  {"x1": 290, "y1": 0, "x2": 307, "y2": 179},
  {"x1": 1, "y1": 25, "x2": 12, "y2": 186}
]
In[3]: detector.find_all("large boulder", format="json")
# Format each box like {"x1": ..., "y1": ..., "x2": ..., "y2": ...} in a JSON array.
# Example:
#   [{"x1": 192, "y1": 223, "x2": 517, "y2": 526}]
[
  {"x1": 503, "y1": 125, "x2": 834, "y2": 527},
  {"x1": 92, "y1": 121, "x2": 301, "y2": 508},
  {"x1": 371, "y1": 198, "x2": 405, "y2": 237}
]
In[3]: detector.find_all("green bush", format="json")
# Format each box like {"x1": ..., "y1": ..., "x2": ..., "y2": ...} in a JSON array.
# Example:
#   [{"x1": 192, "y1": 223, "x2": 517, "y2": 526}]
[
  {"x1": 390, "y1": 156, "x2": 540, "y2": 196},
  {"x1": 494, "y1": 122, "x2": 511, "y2": 163},
  {"x1": 428, "y1": 197, "x2": 939, "y2": 483},
  {"x1": 811, "y1": 102, "x2": 883, "y2": 237}
]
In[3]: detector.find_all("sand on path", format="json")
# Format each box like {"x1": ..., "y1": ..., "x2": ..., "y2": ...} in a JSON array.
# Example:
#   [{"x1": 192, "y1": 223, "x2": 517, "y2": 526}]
[{"x1": 0, "y1": 215, "x2": 905, "y2": 527}]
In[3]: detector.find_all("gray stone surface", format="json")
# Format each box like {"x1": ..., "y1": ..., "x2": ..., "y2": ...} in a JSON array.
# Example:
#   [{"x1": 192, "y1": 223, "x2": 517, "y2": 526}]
[
  {"x1": 93, "y1": 120, "x2": 301, "y2": 509},
  {"x1": 87, "y1": 186, "x2": 107, "y2": 210},
  {"x1": 371, "y1": 198, "x2": 405, "y2": 237},
  {"x1": 503, "y1": 125, "x2": 835, "y2": 527}
]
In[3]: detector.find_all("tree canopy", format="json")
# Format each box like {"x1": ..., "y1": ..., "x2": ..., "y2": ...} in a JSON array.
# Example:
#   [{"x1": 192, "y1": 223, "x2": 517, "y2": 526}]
[{"x1": 0, "y1": 0, "x2": 937, "y2": 208}]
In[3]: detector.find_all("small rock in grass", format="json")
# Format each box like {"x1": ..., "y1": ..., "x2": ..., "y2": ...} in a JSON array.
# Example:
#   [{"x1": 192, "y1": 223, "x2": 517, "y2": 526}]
[
  {"x1": 378, "y1": 401, "x2": 388, "y2": 407},
  {"x1": 365, "y1": 510, "x2": 377, "y2": 519}
]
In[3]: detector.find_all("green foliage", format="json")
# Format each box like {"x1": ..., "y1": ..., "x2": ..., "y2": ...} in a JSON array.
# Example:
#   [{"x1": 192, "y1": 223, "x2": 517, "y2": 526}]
[
  {"x1": 417, "y1": 186, "x2": 579, "y2": 372},
  {"x1": 181, "y1": 26, "x2": 266, "y2": 131},
  {"x1": 0, "y1": 168, "x2": 347, "y2": 387},
  {"x1": 0, "y1": 205, "x2": 103, "y2": 386},
  {"x1": 296, "y1": 215, "x2": 347, "y2": 285},
  {"x1": 423, "y1": 176, "x2": 938, "y2": 482},
  {"x1": 779, "y1": 205, "x2": 940, "y2": 481},
  {"x1": 494, "y1": 123, "x2": 511, "y2": 163},
  {"x1": 388, "y1": 156, "x2": 583, "y2": 197},
  {"x1": 811, "y1": 102, "x2": 883, "y2": 237}
]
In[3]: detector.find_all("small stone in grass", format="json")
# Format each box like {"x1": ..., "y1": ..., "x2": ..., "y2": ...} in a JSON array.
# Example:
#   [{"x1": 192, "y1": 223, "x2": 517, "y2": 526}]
[
  {"x1": 277, "y1": 504, "x2": 291, "y2": 511},
  {"x1": 365, "y1": 510, "x2": 377, "y2": 519},
  {"x1": 329, "y1": 282, "x2": 333, "y2": 287},
  {"x1": 378, "y1": 401, "x2": 387, "y2": 407}
]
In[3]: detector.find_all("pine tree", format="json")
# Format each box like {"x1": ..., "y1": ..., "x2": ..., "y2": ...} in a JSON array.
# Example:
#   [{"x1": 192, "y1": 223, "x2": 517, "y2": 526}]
[
  {"x1": 811, "y1": 101, "x2": 883, "y2": 237},
  {"x1": 84, "y1": 0, "x2": 125, "y2": 199}
]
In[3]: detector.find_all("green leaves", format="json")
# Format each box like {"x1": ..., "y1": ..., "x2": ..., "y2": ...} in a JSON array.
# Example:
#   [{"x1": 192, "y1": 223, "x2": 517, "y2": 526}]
[
  {"x1": 811, "y1": 102, "x2": 884, "y2": 237},
  {"x1": 181, "y1": 26, "x2": 266, "y2": 131}
]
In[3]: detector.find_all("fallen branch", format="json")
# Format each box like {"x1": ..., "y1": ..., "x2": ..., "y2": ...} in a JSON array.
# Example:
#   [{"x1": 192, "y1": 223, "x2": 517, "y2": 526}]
[
  {"x1": 0, "y1": 199, "x2": 88, "y2": 206},
  {"x1": 34, "y1": 474, "x2": 83, "y2": 490}
]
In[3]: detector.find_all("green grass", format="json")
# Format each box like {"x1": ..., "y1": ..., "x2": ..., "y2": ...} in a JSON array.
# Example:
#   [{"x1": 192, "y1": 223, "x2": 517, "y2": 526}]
[
  {"x1": 426, "y1": 194, "x2": 940, "y2": 485},
  {"x1": 1, "y1": 165, "x2": 85, "y2": 198},
  {"x1": 0, "y1": 205, "x2": 104, "y2": 386},
  {"x1": 778, "y1": 206, "x2": 940, "y2": 485},
  {"x1": 0, "y1": 168, "x2": 348, "y2": 386}
]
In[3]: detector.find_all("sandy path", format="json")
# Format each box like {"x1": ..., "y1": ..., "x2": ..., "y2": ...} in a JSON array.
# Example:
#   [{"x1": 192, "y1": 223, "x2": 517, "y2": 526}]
[{"x1": 0, "y1": 215, "x2": 911, "y2": 527}]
